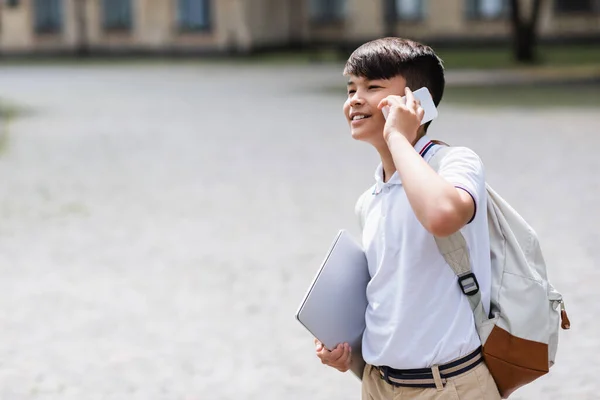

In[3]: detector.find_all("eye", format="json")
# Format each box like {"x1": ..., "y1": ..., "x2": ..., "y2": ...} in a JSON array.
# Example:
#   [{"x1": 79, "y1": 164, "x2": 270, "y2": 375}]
[
  {"x1": 347, "y1": 89, "x2": 356, "y2": 95},
  {"x1": 368, "y1": 85, "x2": 382, "y2": 90}
]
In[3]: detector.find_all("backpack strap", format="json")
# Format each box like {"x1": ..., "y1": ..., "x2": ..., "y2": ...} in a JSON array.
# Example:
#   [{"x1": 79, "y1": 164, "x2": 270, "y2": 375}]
[{"x1": 428, "y1": 144, "x2": 488, "y2": 327}]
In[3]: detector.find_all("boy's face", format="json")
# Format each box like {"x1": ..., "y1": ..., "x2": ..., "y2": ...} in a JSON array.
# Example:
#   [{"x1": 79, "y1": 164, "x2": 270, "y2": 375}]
[{"x1": 343, "y1": 74, "x2": 407, "y2": 146}]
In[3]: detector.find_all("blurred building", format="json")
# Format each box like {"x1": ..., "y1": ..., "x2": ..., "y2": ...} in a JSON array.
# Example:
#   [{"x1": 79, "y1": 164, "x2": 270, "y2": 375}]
[{"x1": 0, "y1": 0, "x2": 598, "y2": 55}]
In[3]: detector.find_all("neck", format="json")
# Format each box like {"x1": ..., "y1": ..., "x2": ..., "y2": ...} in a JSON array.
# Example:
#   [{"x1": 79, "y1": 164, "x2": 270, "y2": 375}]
[
  {"x1": 378, "y1": 146, "x2": 396, "y2": 184},
  {"x1": 377, "y1": 132, "x2": 426, "y2": 183}
]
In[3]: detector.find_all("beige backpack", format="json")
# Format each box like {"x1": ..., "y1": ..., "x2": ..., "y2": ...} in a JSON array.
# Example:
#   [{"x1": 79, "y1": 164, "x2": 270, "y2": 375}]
[
  {"x1": 357, "y1": 143, "x2": 570, "y2": 398},
  {"x1": 431, "y1": 144, "x2": 570, "y2": 398}
]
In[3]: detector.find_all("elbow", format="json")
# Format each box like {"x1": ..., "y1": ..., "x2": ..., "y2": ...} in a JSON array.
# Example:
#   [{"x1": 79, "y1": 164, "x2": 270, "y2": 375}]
[
  {"x1": 427, "y1": 222, "x2": 457, "y2": 238},
  {"x1": 422, "y1": 205, "x2": 463, "y2": 238}
]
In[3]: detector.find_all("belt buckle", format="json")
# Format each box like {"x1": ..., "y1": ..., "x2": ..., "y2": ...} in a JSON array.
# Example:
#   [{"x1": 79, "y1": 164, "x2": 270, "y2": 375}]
[{"x1": 379, "y1": 366, "x2": 391, "y2": 384}]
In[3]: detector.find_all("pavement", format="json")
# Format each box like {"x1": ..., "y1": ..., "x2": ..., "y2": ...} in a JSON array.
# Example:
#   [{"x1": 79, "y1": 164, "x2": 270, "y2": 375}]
[{"x1": 0, "y1": 63, "x2": 598, "y2": 400}]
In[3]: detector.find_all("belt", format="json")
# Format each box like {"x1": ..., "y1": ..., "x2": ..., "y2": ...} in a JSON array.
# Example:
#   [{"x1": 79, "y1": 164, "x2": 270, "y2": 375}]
[{"x1": 377, "y1": 346, "x2": 483, "y2": 389}]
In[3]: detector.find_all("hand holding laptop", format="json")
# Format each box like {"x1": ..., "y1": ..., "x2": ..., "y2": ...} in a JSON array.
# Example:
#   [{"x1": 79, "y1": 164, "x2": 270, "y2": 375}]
[
  {"x1": 296, "y1": 230, "x2": 369, "y2": 380},
  {"x1": 315, "y1": 339, "x2": 353, "y2": 372}
]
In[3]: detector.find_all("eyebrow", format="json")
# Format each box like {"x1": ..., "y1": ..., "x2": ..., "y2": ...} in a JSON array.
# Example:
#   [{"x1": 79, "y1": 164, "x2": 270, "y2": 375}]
[{"x1": 347, "y1": 78, "x2": 383, "y2": 86}]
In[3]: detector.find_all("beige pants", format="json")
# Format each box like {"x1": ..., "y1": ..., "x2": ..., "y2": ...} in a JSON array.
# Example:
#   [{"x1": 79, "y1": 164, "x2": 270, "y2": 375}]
[{"x1": 362, "y1": 362, "x2": 501, "y2": 400}]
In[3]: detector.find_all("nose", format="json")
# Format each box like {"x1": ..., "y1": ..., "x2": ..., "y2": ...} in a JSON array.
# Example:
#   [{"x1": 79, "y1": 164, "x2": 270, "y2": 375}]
[{"x1": 349, "y1": 93, "x2": 364, "y2": 107}]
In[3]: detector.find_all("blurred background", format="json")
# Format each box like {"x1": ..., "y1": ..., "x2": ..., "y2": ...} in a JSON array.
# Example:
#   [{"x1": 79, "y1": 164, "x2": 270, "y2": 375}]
[{"x1": 0, "y1": 0, "x2": 598, "y2": 399}]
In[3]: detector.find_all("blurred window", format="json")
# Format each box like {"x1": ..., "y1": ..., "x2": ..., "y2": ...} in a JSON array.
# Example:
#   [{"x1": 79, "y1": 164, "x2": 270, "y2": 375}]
[
  {"x1": 178, "y1": 0, "x2": 211, "y2": 31},
  {"x1": 102, "y1": 0, "x2": 132, "y2": 31},
  {"x1": 34, "y1": 0, "x2": 62, "y2": 34},
  {"x1": 555, "y1": 0, "x2": 595, "y2": 13},
  {"x1": 466, "y1": 0, "x2": 508, "y2": 19},
  {"x1": 309, "y1": 0, "x2": 347, "y2": 23},
  {"x1": 394, "y1": 0, "x2": 425, "y2": 20}
]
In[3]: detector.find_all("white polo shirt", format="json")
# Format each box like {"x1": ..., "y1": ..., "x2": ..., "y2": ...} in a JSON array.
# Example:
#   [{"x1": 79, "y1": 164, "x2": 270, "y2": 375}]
[{"x1": 359, "y1": 135, "x2": 491, "y2": 369}]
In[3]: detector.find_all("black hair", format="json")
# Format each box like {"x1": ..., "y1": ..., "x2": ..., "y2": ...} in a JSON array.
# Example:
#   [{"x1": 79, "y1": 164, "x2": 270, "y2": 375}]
[{"x1": 343, "y1": 37, "x2": 445, "y2": 131}]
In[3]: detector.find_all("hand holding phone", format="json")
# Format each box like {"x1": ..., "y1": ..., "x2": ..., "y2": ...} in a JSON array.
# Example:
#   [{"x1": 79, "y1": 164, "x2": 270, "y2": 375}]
[{"x1": 382, "y1": 87, "x2": 438, "y2": 126}]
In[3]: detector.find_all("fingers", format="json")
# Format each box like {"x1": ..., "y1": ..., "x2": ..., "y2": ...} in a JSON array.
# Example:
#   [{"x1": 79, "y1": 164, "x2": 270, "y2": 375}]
[
  {"x1": 379, "y1": 91, "x2": 418, "y2": 112},
  {"x1": 378, "y1": 95, "x2": 405, "y2": 110},
  {"x1": 405, "y1": 87, "x2": 415, "y2": 109},
  {"x1": 379, "y1": 88, "x2": 423, "y2": 141},
  {"x1": 341, "y1": 343, "x2": 351, "y2": 362},
  {"x1": 315, "y1": 342, "x2": 352, "y2": 371},
  {"x1": 335, "y1": 343, "x2": 352, "y2": 372},
  {"x1": 405, "y1": 87, "x2": 424, "y2": 115},
  {"x1": 315, "y1": 340, "x2": 330, "y2": 360},
  {"x1": 316, "y1": 346, "x2": 327, "y2": 364},
  {"x1": 328, "y1": 343, "x2": 345, "y2": 362},
  {"x1": 411, "y1": 89, "x2": 424, "y2": 121},
  {"x1": 383, "y1": 88, "x2": 422, "y2": 117},
  {"x1": 416, "y1": 105, "x2": 425, "y2": 121},
  {"x1": 377, "y1": 97, "x2": 390, "y2": 110},
  {"x1": 315, "y1": 340, "x2": 327, "y2": 362}
]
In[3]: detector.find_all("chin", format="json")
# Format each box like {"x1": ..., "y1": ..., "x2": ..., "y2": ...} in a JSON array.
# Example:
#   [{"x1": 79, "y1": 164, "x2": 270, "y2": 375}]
[{"x1": 350, "y1": 128, "x2": 377, "y2": 142}]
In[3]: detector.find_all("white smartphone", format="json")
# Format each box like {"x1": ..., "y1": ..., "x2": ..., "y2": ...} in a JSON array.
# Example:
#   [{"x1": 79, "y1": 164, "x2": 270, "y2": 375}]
[{"x1": 382, "y1": 87, "x2": 438, "y2": 126}]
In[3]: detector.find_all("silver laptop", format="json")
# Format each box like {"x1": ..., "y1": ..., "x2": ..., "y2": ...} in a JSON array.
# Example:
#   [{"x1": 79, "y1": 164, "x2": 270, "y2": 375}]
[{"x1": 295, "y1": 230, "x2": 370, "y2": 380}]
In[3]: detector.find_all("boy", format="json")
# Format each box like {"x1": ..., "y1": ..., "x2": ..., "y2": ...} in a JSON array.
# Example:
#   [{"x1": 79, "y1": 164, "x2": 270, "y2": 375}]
[{"x1": 314, "y1": 38, "x2": 501, "y2": 399}]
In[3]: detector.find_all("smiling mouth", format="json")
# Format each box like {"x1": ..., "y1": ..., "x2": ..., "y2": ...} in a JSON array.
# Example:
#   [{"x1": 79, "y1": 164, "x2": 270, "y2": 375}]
[{"x1": 352, "y1": 115, "x2": 371, "y2": 121}]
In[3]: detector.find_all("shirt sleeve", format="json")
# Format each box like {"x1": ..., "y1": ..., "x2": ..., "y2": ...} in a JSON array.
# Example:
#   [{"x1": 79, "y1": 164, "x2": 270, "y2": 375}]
[{"x1": 436, "y1": 147, "x2": 485, "y2": 224}]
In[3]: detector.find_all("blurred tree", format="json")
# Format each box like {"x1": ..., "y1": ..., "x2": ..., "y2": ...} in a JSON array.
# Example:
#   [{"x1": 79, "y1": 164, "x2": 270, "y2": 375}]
[
  {"x1": 510, "y1": 0, "x2": 544, "y2": 63},
  {"x1": 74, "y1": 0, "x2": 89, "y2": 56}
]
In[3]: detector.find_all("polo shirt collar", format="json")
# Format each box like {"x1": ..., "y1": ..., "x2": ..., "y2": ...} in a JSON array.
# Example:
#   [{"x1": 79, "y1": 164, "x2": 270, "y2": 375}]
[{"x1": 373, "y1": 135, "x2": 434, "y2": 193}]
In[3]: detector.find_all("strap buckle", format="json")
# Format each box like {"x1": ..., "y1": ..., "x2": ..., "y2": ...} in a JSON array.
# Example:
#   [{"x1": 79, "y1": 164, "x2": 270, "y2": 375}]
[{"x1": 458, "y1": 273, "x2": 479, "y2": 296}]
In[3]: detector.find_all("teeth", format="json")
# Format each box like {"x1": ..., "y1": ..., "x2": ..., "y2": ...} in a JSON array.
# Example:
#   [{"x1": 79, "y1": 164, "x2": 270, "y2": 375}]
[{"x1": 353, "y1": 115, "x2": 367, "y2": 120}]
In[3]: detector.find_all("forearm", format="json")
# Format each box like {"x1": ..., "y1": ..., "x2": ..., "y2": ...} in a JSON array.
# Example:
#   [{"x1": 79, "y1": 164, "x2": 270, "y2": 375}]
[{"x1": 386, "y1": 134, "x2": 467, "y2": 235}]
